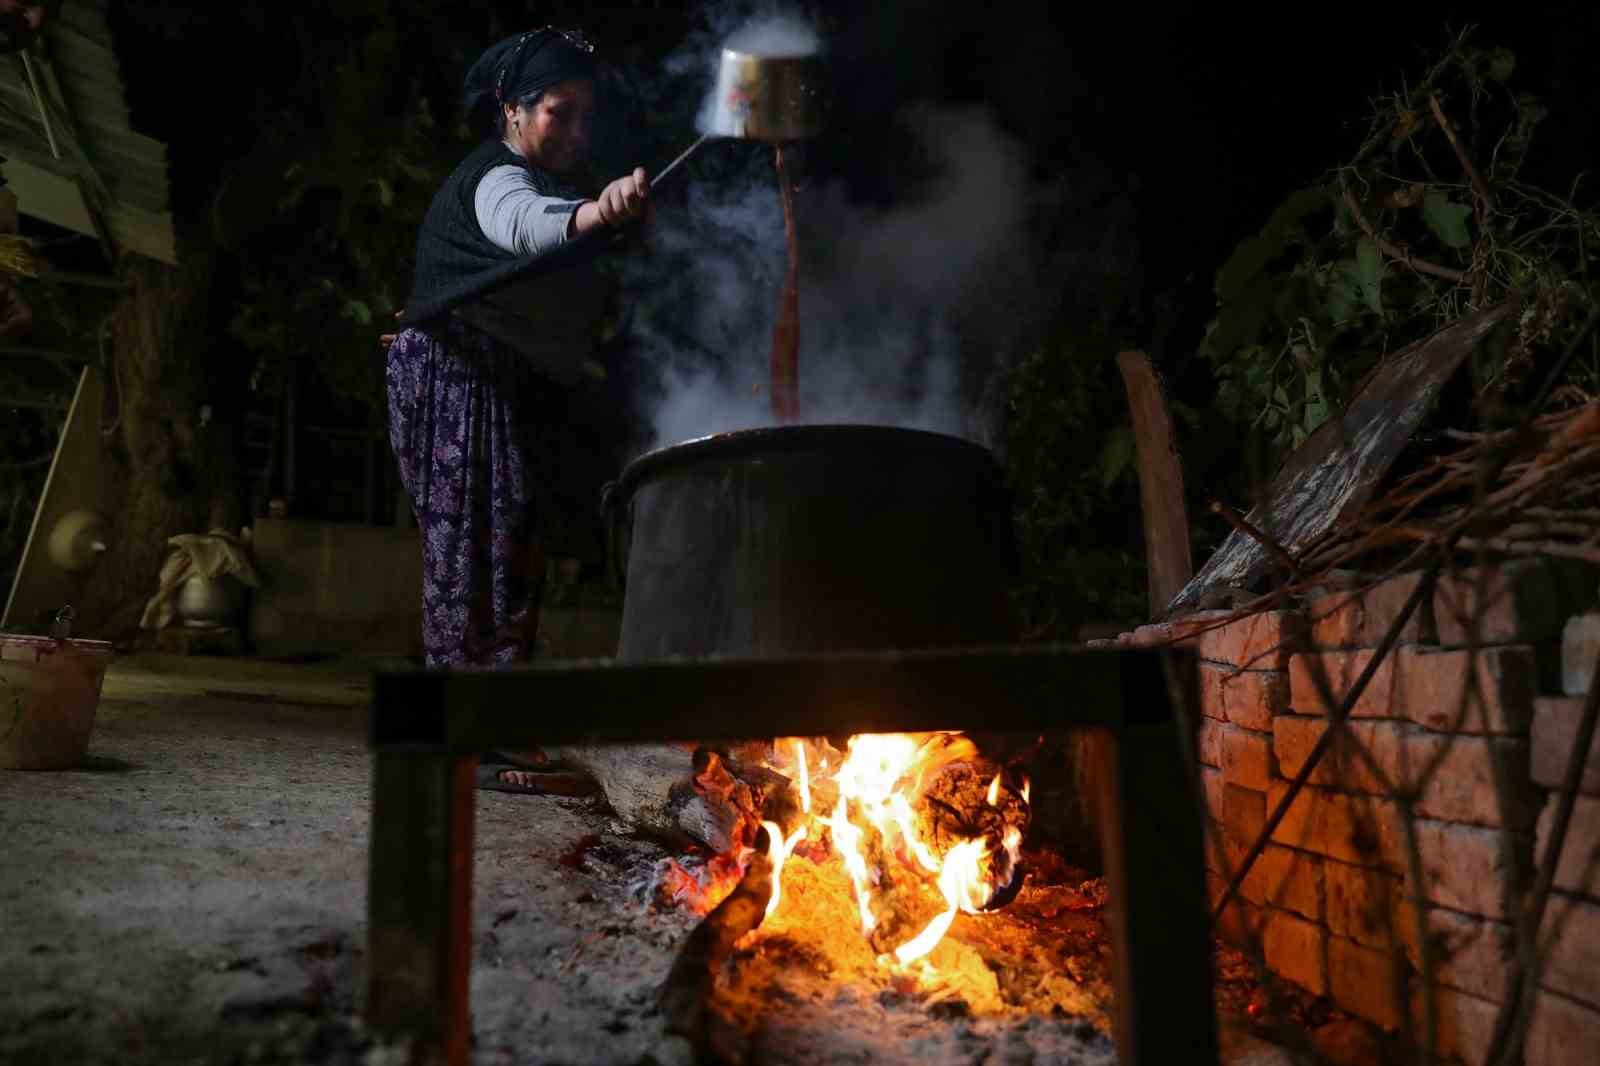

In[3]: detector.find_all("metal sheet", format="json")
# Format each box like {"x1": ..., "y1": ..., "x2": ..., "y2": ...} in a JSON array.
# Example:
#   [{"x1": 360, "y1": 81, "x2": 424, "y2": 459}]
[{"x1": 1167, "y1": 297, "x2": 1518, "y2": 614}]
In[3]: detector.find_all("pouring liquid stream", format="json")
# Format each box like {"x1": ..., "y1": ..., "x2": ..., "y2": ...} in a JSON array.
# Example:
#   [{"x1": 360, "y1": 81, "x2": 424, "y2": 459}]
[{"x1": 769, "y1": 144, "x2": 800, "y2": 422}]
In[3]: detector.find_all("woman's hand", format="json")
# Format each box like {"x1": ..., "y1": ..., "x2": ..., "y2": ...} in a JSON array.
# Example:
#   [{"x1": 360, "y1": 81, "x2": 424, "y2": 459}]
[
  {"x1": 575, "y1": 168, "x2": 650, "y2": 233},
  {"x1": 380, "y1": 309, "x2": 404, "y2": 349}
]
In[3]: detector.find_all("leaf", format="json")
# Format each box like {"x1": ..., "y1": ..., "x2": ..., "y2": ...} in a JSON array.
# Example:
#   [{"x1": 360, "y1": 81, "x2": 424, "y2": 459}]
[
  {"x1": 1326, "y1": 261, "x2": 1361, "y2": 323},
  {"x1": 1487, "y1": 48, "x2": 1516, "y2": 83},
  {"x1": 1097, "y1": 425, "x2": 1136, "y2": 490},
  {"x1": 1422, "y1": 191, "x2": 1473, "y2": 249},
  {"x1": 370, "y1": 178, "x2": 395, "y2": 208},
  {"x1": 341, "y1": 299, "x2": 373, "y2": 326},
  {"x1": 1356, "y1": 237, "x2": 1386, "y2": 314}
]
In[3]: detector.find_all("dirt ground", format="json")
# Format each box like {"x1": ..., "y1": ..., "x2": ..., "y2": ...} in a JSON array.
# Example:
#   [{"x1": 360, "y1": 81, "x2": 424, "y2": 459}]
[{"x1": 0, "y1": 654, "x2": 1291, "y2": 1066}]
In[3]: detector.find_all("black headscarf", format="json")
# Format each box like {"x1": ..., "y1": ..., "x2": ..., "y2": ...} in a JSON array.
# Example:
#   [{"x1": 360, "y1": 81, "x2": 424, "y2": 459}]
[{"x1": 463, "y1": 29, "x2": 598, "y2": 132}]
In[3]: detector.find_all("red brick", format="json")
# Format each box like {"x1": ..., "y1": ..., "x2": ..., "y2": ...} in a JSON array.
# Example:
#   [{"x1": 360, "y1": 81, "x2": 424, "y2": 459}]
[
  {"x1": 1434, "y1": 559, "x2": 1599, "y2": 648},
  {"x1": 1272, "y1": 716, "x2": 1386, "y2": 791},
  {"x1": 1536, "y1": 796, "x2": 1600, "y2": 898},
  {"x1": 1400, "y1": 908, "x2": 1514, "y2": 1003},
  {"x1": 1326, "y1": 859, "x2": 1405, "y2": 948},
  {"x1": 1274, "y1": 719, "x2": 1533, "y2": 827},
  {"x1": 1221, "y1": 784, "x2": 1266, "y2": 845},
  {"x1": 1258, "y1": 844, "x2": 1322, "y2": 921},
  {"x1": 1288, "y1": 645, "x2": 1537, "y2": 733},
  {"x1": 1196, "y1": 716, "x2": 1223, "y2": 768},
  {"x1": 1207, "y1": 871, "x2": 1262, "y2": 948},
  {"x1": 1263, "y1": 906, "x2": 1328, "y2": 995},
  {"x1": 1561, "y1": 612, "x2": 1600, "y2": 696},
  {"x1": 1197, "y1": 610, "x2": 1307, "y2": 670},
  {"x1": 1329, "y1": 934, "x2": 1410, "y2": 1029},
  {"x1": 1222, "y1": 725, "x2": 1273, "y2": 791},
  {"x1": 1428, "y1": 985, "x2": 1501, "y2": 1066},
  {"x1": 1140, "y1": 609, "x2": 1307, "y2": 670},
  {"x1": 1543, "y1": 892, "x2": 1600, "y2": 1009},
  {"x1": 1525, "y1": 988, "x2": 1600, "y2": 1066},
  {"x1": 1201, "y1": 765, "x2": 1226, "y2": 829},
  {"x1": 1217, "y1": 836, "x2": 1271, "y2": 906},
  {"x1": 1196, "y1": 661, "x2": 1287, "y2": 730},
  {"x1": 1410, "y1": 820, "x2": 1527, "y2": 919},
  {"x1": 1532, "y1": 696, "x2": 1600, "y2": 795},
  {"x1": 1269, "y1": 781, "x2": 1399, "y2": 867},
  {"x1": 1307, "y1": 572, "x2": 1433, "y2": 649}
]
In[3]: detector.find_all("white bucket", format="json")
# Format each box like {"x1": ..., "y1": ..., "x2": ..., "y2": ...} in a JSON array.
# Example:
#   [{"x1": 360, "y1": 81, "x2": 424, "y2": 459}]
[{"x1": 0, "y1": 634, "x2": 115, "y2": 770}]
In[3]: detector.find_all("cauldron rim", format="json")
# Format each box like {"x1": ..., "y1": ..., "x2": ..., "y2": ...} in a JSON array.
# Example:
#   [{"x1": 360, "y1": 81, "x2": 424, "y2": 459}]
[{"x1": 616, "y1": 423, "x2": 997, "y2": 501}]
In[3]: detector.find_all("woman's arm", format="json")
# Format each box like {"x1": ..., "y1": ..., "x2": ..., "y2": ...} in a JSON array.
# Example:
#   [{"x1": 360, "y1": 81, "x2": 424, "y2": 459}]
[
  {"x1": 474, "y1": 165, "x2": 587, "y2": 257},
  {"x1": 570, "y1": 168, "x2": 651, "y2": 235}
]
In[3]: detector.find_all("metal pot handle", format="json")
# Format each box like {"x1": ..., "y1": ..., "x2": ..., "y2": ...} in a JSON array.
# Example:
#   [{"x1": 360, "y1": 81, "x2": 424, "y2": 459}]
[{"x1": 599, "y1": 479, "x2": 630, "y2": 594}]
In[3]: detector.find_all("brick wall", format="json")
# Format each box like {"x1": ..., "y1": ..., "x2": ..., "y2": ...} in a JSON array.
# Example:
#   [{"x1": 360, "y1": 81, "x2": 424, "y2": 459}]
[{"x1": 1166, "y1": 560, "x2": 1600, "y2": 1066}]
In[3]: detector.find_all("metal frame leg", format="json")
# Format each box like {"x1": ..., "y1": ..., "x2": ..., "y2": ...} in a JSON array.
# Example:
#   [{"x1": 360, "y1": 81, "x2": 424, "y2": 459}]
[
  {"x1": 367, "y1": 751, "x2": 477, "y2": 1066},
  {"x1": 1096, "y1": 720, "x2": 1219, "y2": 1066}
]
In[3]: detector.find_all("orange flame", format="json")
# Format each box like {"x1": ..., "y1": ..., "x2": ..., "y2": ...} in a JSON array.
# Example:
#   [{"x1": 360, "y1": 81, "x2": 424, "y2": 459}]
[{"x1": 757, "y1": 731, "x2": 1030, "y2": 968}]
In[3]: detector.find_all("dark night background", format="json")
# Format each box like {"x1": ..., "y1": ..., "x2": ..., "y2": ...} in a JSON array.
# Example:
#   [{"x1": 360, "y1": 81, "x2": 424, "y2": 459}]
[
  {"x1": 102, "y1": 0, "x2": 1600, "y2": 347},
  {"x1": 9, "y1": 0, "x2": 1598, "y2": 635}
]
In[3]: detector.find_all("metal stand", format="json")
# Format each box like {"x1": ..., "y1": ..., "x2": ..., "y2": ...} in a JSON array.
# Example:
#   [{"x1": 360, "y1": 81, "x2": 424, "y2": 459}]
[{"x1": 365, "y1": 645, "x2": 1218, "y2": 1066}]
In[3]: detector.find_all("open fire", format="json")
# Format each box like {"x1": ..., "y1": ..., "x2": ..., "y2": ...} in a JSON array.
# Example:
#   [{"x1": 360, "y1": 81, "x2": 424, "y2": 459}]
[{"x1": 662, "y1": 731, "x2": 1031, "y2": 971}]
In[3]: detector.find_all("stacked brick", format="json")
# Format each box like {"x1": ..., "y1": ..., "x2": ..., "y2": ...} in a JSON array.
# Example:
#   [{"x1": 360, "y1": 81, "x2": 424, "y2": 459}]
[{"x1": 1159, "y1": 559, "x2": 1600, "y2": 1066}]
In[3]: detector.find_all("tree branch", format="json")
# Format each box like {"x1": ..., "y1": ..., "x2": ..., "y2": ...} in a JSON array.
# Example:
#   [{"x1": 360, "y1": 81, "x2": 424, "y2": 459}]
[
  {"x1": 1339, "y1": 173, "x2": 1470, "y2": 283},
  {"x1": 1429, "y1": 93, "x2": 1496, "y2": 217}
]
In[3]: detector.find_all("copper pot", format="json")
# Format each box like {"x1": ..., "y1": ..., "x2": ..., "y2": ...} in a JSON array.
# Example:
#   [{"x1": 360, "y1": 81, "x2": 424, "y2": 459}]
[{"x1": 705, "y1": 48, "x2": 827, "y2": 143}]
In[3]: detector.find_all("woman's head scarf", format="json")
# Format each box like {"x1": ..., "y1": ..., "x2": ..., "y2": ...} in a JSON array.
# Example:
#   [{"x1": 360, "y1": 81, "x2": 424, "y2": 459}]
[{"x1": 463, "y1": 28, "x2": 598, "y2": 130}]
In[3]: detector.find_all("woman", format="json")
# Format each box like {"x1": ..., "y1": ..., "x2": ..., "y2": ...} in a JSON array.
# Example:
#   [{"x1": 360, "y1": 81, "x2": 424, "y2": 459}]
[{"x1": 386, "y1": 30, "x2": 647, "y2": 700}]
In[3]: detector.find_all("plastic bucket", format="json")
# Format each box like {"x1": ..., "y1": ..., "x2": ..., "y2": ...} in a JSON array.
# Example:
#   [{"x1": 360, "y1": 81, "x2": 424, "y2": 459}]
[{"x1": 0, "y1": 634, "x2": 115, "y2": 770}]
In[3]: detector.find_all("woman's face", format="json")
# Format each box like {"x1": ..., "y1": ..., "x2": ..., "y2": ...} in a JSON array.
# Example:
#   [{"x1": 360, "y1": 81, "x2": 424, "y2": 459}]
[{"x1": 506, "y1": 79, "x2": 595, "y2": 173}]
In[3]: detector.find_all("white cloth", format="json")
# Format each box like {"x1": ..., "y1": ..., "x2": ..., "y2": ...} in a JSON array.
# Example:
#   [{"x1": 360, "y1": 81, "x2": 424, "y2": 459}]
[{"x1": 138, "y1": 531, "x2": 259, "y2": 631}]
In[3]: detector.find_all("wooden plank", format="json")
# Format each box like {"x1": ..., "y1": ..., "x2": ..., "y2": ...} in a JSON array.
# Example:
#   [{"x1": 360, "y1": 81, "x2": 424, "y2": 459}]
[
  {"x1": 1, "y1": 366, "x2": 113, "y2": 632},
  {"x1": 366, "y1": 751, "x2": 476, "y2": 1066},
  {"x1": 370, "y1": 645, "x2": 1183, "y2": 751},
  {"x1": 1117, "y1": 350, "x2": 1194, "y2": 618},
  {"x1": 1, "y1": 157, "x2": 176, "y2": 264},
  {"x1": 1097, "y1": 716, "x2": 1219, "y2": 1065},
  {"x1": 1168, "y1": 297, "x2": 1519, "y2": 614}
]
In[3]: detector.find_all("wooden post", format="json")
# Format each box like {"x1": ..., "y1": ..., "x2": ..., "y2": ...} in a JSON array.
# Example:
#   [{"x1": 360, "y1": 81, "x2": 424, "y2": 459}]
[
  {"x1": 1095, "y1": 717, "x2": 1218, "y2": 1066},
  {"x1": 366, "y1": 751, "x2": 477, "y2": 1066}
]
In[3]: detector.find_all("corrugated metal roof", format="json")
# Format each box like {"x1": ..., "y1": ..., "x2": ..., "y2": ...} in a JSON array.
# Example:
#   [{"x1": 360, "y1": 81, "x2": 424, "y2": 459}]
[{"x1": 0, "y1": 0, "x2": 176, "y2": 264}]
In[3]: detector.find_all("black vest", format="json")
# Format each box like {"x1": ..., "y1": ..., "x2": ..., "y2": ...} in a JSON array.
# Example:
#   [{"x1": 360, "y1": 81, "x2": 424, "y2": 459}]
[{"x1": 402, "y1": 141, "x2": 592, "y2": 327}]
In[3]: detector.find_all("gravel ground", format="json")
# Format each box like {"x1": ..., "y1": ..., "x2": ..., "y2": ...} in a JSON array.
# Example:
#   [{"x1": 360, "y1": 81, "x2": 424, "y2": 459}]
[{"x1": 0, "y1": 654, "x2": 1286, "y2": 1066}]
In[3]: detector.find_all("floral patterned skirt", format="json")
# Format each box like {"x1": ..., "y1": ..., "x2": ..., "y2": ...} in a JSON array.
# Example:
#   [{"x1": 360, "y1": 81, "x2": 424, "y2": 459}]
[{"x1": 385, "y1": 317, "x2": 546, "y2": 667}]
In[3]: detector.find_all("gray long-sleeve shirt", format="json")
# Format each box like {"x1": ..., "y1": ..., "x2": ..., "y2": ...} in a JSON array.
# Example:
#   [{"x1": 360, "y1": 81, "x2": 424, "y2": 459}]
[
  {"x1": 473, "y1": 163, "x2": 586, "y2": 256},
  {"x1": 453, "y1": 148, "x2": 605, "y2": 386}
]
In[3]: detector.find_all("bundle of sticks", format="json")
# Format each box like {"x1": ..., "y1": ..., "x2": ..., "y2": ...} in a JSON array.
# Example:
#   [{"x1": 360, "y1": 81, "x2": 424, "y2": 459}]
[{"x1": 1290, "y1": 392, "x2": 1600, "y2": 578}]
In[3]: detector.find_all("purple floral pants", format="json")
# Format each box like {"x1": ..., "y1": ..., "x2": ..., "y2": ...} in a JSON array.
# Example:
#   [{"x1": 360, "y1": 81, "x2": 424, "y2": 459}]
[{"x1": 386, "y1": 319, "x2": 542, "y2": 667}]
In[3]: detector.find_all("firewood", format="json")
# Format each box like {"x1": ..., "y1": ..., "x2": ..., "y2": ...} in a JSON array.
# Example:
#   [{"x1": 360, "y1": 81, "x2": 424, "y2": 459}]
[
  {"x1": 547, "y1": 742, "x2": 803, "y2": 852},
  {"x1": 658, "y1": 839, "x2": 774, "y2": 1050}
]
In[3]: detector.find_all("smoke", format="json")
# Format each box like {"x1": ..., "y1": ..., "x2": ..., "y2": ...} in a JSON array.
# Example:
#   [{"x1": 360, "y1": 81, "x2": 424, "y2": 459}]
[
  {"x1": 620, "y1": 5, "x2": 1048, "y2": 454},
  {"x1": 721, "y1": 14, "x2": 820, "y2": 57}
]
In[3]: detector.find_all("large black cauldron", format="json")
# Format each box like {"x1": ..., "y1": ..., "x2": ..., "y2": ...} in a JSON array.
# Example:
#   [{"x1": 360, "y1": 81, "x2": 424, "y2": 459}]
[{"x1": 610, "y1": 425, "x2": 1018, "y2": 660}]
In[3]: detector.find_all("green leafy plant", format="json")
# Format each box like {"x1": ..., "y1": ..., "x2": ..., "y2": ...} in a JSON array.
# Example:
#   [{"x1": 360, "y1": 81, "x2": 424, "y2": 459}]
[{"x1": 1203, "y1": 29, "x2": 1599, "y2": 463}]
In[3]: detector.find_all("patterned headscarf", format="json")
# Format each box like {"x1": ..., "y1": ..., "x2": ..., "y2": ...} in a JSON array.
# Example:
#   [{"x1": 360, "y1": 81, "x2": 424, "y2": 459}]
[{"x1": 463, "y1": 28, "x2": 597, "y2": 130}]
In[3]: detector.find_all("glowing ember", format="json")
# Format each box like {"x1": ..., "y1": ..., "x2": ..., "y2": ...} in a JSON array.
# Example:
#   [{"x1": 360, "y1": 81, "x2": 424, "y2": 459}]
[{"x1": 757, "y1": 731, "x2": 1030, "y2": 968}]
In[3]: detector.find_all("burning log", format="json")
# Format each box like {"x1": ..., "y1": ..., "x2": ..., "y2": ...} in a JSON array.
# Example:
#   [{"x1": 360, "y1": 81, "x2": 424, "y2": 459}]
[
  {"x1": 657, "y1": 833, "x2": 775, "y2": 1052},
  {"x1": 547, "y1": 742, "x2": 802, "y2": 853}
]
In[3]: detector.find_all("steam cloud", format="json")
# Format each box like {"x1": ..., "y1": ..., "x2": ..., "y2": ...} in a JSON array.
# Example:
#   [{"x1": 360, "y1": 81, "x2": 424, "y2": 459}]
[{"x1": 621, "y1": 6, "x2": 1045, "y2": 454}]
